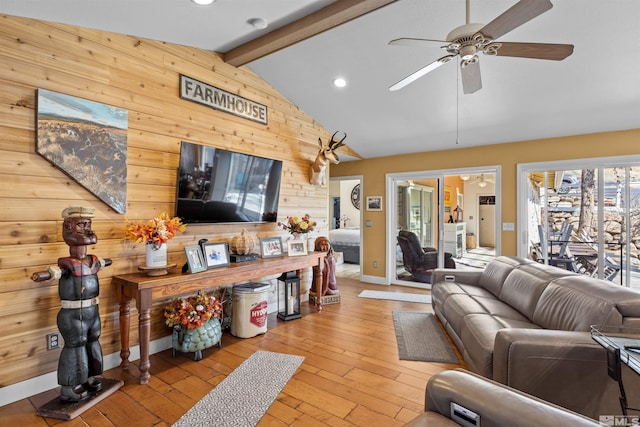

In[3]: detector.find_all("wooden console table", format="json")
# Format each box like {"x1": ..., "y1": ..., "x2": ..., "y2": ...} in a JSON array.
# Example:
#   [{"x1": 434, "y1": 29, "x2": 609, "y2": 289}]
[{"x1": 114, "y1": 251, "x2": 325, "y2": 384}]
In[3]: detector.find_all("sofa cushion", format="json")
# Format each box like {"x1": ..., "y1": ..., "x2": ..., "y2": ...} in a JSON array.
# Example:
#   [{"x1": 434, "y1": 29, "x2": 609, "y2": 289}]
[
  {"x1": 532, "y1": 274, "x2": 640, "y2": 331},
  {"x1": 477, "y1": 256, "x2": 532, "y2": 297},
  {"x1": 431, "y1": 281, "x2": 495, "y2": 312},
  {"x1": 498, "y1": 263, "x2": 573, "y2": 321},
  {"x1": 472, "y1": 296, "x2": 531, "y2": 322},
  {"x1": 460, "y1": 314, "x2": 502, "y2": 377},
  {"x1": 461, "y1": 313, "x2": 542, "y2": 378},
  {"x1": 440, "y1": 294, "x2": 490, "y2": 338}
]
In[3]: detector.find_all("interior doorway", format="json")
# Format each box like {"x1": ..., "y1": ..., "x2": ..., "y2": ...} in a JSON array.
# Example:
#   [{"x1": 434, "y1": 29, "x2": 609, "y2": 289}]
[{"x1": 329, "y1": 177, "x2": 363, "y2": 280}]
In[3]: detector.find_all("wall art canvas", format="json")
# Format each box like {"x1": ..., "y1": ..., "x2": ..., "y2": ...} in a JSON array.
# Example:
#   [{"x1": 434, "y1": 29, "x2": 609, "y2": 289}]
[{"x1": 36, "y1": 89, "x2": 128, "y2": 213}]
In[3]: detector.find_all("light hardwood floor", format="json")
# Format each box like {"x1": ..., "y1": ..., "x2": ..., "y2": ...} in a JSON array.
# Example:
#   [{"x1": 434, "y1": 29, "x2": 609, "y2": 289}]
[{"x1": 1, "y1": 277, "x2": 463, "y2": 426}]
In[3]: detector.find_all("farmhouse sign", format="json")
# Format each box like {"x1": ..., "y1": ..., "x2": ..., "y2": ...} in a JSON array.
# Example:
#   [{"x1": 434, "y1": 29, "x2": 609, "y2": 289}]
[{"x1": 180, "y1": 74, "x2": 267, "y2": 125}]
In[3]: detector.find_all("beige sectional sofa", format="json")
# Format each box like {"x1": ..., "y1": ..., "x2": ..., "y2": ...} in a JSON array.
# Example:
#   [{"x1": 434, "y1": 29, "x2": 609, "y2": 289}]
[
  {"x1": 405, "y1": 369, "x2": 601, "y2": 426},
  {"x1": 431, "y1": 256, "x2": 640, "y2": 419}
]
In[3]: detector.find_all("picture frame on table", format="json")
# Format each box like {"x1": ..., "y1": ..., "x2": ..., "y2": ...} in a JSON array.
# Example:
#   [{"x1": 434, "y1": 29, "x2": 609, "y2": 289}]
[
  {"x1": 260, "y1": 237, "x2": 283, "y2": 259},
  {"x1": 184, "y1": 245, "x2": 206, "y2": 274},
  {"x1": 287, "y1": 239, "x2": 307, "y2": 256},
  {"x1": 202, "y1": 242, "x2": 230, "y2": 269},
  {"x1": 366, "y1": 195, "x2": 383, "y2": 211}
]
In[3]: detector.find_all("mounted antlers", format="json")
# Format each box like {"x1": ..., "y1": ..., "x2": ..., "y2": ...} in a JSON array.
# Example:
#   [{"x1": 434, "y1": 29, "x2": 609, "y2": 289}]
[{"x1": 309, "y1": 131, "x2": 347, "y2": 186}]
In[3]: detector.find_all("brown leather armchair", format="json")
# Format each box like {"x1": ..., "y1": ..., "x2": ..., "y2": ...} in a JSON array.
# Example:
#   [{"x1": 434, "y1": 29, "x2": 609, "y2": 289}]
[{"x1": 397, "y1": 230, "x2": 455, "y2": 283}]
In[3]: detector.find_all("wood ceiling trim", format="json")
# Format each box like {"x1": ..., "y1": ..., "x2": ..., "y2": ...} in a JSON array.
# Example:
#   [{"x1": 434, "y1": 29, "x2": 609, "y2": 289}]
[{"x1": 224, "y1": 0, "x2": 399, "y2": 67}]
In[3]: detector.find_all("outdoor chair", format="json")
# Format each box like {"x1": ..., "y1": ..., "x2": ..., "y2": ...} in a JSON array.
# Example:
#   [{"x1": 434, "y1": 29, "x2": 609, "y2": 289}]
[
  {"x1": 573, "y1": 230, "x2": 621, "y2": 282},
  {"x1": 535, "y1": 223, "x2": 621, "y2": 282},
  {"x1": 539, "y1": 222, "x2": 578, "y2": 272}
]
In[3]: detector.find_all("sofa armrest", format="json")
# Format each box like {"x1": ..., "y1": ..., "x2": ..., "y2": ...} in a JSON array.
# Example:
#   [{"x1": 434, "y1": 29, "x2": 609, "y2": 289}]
[
  {"x1": 493, "y1": 329, "x2": 620, "y2": 419},
  {"x1": 405, "y1": 369, "x2": 600, "y2": 426},
  {"x1": 432, "y1": 268, "x2": 481, "y2": 286}
]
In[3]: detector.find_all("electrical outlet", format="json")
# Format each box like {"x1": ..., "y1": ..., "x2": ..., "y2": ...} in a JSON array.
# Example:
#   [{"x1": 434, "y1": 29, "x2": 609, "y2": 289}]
[
  {"x1": 373, "y1": 261, "x2": 378, "y2": 268},
  {"x1": 47, "y1": 333, "x2": 59, "y2": 350}
]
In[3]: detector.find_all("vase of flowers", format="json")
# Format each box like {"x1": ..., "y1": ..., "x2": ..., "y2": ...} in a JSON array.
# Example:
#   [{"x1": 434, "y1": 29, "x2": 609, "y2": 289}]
[
  {"x1": 124, "y1": 212, "x2": 186, "y2": 268},
  {"x1": 279, "y1": 214, "x2": 316, "y2": 237},
  {"x1": 164, "y1": 292, "x2": 223, "y2": 361}
]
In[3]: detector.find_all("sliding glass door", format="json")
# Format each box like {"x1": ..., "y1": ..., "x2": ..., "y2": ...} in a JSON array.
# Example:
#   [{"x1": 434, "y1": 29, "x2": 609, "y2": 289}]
[
  {"x1": 518, "y1": 157, "x2": 640, "y2": 289},
  {"x1": 393, "y1": 178, "x2": 441, "y2": 287},
  {"x1": 388, "y1": 167, "x2": 500, "y2": 288}
]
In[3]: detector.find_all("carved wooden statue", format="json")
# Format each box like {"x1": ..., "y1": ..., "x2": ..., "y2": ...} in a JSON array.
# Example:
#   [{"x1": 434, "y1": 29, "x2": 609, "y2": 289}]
[
  {"x1": 313, "y1": 236, "x2": 338, "y2": 296},
  {"x1": 309, "y1": 131, "x2": 346, "y2": 186},
  {"x1": 32, "y1": 207, "x2": 112, "y2": 402}
]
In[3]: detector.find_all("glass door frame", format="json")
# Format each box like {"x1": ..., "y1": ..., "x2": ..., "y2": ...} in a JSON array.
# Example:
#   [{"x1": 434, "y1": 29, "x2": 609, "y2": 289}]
[
  {"x1": 387, "y1": 166, "x2": 502, "y2": 287},
  {"x1": 516, "y1": 154, "x2": 640, "y2": 287}
]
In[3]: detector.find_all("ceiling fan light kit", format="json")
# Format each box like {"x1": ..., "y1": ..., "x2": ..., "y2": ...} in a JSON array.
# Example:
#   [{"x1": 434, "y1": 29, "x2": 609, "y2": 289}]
[{"x1": 389, "y1": 0, "x2": 574, "y2": 94}]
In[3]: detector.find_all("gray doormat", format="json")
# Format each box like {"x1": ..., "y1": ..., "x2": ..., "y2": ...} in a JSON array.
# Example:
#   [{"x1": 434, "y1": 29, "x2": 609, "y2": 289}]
[
  {"x1": 392, "y1": 311, "x2": 460, "y2": 364},
  {"x1": 173, "y1": 350, "x2": 304, "y2": 427},
  {"x1": 359, "y1": 290, "x2": 431, "y2": 304}
]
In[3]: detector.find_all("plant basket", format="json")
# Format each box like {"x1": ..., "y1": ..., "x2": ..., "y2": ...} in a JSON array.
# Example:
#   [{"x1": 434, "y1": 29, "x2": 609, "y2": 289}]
[{"x1": 172, "y1": 318, "x2": 222, "y2": 361}]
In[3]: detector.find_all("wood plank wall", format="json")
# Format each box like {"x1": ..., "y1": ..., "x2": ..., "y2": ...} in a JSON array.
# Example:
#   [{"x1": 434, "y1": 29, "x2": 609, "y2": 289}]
[{"x1": 0, "y1": 14, "x2": 331, "y2": 388}]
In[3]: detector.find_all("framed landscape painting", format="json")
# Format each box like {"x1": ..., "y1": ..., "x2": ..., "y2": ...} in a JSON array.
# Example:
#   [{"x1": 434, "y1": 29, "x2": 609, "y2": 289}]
[{"x1": 36, "y1": 89, "x2": 129, "y2": 213}]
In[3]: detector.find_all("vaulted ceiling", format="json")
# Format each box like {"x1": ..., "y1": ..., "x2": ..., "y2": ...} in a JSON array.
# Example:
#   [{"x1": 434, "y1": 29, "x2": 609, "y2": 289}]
[{"x1": 2, "y1": 0, "x2": 638, "y2": 161}]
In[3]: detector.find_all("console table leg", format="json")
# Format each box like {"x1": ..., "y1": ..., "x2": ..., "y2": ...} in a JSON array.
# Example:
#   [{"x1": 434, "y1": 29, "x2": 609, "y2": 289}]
[
  {"x1": 313, "y1": 264, "x2": 323, "y2": 312},
  {"x1": 137, "y1": 289, "x2": 152, "y2": 384},
  {"x1": 117, "y1": 287, "x2": 131, "y2": 370}
]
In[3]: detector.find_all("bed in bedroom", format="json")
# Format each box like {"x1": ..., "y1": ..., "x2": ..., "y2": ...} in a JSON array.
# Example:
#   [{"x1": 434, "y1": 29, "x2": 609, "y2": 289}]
[{"x1": 328, "y1": 227, "x2": 360, "y2": 264}]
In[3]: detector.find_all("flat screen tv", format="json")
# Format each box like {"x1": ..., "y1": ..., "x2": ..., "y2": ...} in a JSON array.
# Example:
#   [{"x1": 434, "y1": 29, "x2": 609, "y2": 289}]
[{"x1": 176, "y1": 141, "x2": 283, "y2": 224}]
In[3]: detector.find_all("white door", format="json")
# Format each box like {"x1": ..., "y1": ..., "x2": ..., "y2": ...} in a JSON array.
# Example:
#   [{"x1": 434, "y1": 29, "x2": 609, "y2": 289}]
[{"x1": 479, "y1": 197, "x2": 496, "y2": 247}]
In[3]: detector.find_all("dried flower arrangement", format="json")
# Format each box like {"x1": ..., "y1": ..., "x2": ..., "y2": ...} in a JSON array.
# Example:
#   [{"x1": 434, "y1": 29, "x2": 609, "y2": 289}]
[
  {"x1": 124, "y1": 212, "x2": 186, "y2": 248},
  {"x1": 164, "y1": 292, "x2": 223, "y2": 330}
]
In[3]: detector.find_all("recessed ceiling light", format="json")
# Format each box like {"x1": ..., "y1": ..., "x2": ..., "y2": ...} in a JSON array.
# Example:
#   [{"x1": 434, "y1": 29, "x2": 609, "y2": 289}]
[
  {"x1": 247, "y1": 18, "x2": 268, "y2": 30},
  {"x1": 192, "y1": 0, "x2": 215, "y2": 5},
  {"x1": 333, "y1": 78, "x2": 347, "y2": 88}
]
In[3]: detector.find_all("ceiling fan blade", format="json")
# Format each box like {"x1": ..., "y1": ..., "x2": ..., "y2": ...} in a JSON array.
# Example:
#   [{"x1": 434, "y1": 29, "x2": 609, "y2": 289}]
[
  {"x1": 461, "y1": 59, "x2": 482, "y2": 94},
  {"x1": 479, "y1": 0, "x2": 553, "y2": 41},
  {"x1": 389, "y1": 37, "x2": 448, "y2": 46},
  {"x1": 494, "y1": 42, "x2": 574, "y2": 60},
  {"x1": 389, "y1": 55, "x2": 455, "y2": 91}
]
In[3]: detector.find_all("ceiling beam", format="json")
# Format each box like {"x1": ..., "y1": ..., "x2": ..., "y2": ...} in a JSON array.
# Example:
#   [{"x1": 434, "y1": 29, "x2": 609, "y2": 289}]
[
  {"x1": 224, "y1": 0, "x2": 399, "y2": 67},
  {"x1": 342, "y1": 145, "x2": 365, "y2": 160}
]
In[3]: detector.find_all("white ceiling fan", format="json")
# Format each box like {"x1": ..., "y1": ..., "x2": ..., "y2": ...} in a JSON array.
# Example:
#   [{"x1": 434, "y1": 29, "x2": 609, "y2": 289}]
[
  {"x1": 388, "y1": 0, "x2": 574, "y2": 94},
  {"x1": 463, "y1": 174, "x2": 495, "y2": 187}
]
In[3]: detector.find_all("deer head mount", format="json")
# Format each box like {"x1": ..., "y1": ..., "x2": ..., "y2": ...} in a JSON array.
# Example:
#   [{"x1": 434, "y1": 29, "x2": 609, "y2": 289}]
[{"x1": 309, "y1": 131, "x2": 347, "y2": 186}]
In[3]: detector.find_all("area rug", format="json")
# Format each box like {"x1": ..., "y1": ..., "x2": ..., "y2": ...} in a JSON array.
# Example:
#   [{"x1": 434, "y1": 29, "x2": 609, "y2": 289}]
[
  {"x1": 173, "y1": 350, "x2": 304, "y2": 427},
  {"x1": 392, "y1": 311, "x2": 459, "y2": 364},
  {"x1": 358, "y1": 290, "x2": 431, "y2": 304}
]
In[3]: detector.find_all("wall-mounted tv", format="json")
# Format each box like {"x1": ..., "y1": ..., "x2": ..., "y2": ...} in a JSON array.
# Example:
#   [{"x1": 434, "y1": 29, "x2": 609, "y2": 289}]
[{"x1": 176, "y1": 141, "x2": 283, "y2": 224}]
